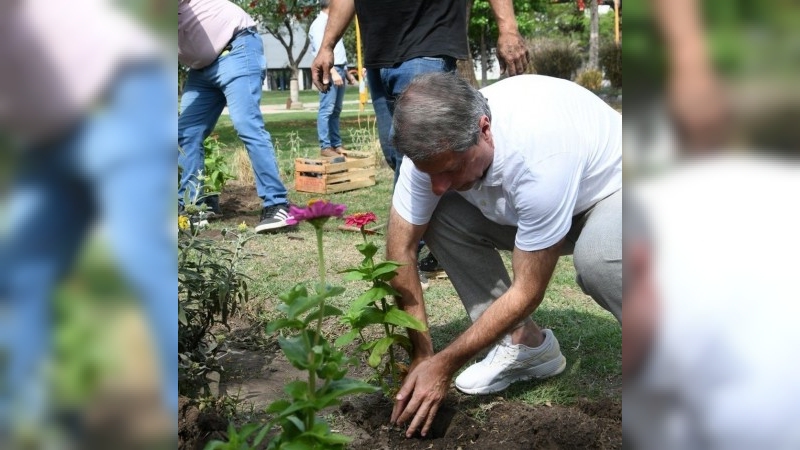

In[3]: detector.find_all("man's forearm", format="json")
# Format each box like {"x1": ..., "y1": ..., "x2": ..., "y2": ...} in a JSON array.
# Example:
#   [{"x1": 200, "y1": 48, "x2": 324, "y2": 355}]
[
  {"x1": 437, "y1": 285, "x2": 543, "y2": 373},
  {"x1": 488, "y1": 0, "x2": 520, "y2": 35},
  {"x1": 321, "y1": 0, "x2": 356, "y2": 51},
  {"x1": 437, "y1": 243, "x2": 561, "y2": 373},
  {"x1": 386, "y1": 209, "x2": 433, "y2": 359}
]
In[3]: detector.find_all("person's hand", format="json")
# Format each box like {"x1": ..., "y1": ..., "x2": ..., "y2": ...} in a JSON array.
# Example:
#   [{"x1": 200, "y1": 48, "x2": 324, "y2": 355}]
[
  {"x1": 496, "y1": 30, "x2": 530, "y2": 76},
  {"x1": 668, "y1": 65, "x2": 730, "y2": 151},
  {"x1": 311, "y1": 48, "x2": 334, "y2": 92},
  {"x1": 390, "y1": 356, "x2": 452, "y2": 438},
  {"x1": 331, "y1": 69, "x2": 344, "y2": 87},
  {"x1": 347, "y1": 72, "x2": 357, "y2": 85}
]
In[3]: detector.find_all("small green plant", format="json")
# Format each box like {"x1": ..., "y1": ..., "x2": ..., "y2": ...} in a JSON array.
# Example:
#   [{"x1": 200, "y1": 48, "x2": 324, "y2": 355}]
[
  {"x1": 204, "y1": 134, "x2": 236, "y2": 195},
  {"x1": 576, "y1": 69, "x2": 604, "y2": 92},
  {"x1": 207, "y1": 200, "x2": 379, "y2": 449},
  {"x1": 275, "y1": 130, "x2": 304, "y2": 180},
  {"x1": 337, "y1": 212, "x2": 427, "y2": 396},
  {"x1": 179, "y1": 202, "x2": 255, "y2": 398}
]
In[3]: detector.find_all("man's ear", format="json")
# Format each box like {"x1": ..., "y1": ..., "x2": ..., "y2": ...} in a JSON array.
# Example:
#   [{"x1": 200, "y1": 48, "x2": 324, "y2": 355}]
[{"x1": 479, "y1": 115, "x2": 492, "y2": 143}]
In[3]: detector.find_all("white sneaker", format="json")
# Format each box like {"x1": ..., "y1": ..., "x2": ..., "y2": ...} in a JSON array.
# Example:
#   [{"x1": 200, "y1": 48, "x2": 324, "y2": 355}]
[{"x1": 455, "y1": 329, "x2": 566, "y2": 395}]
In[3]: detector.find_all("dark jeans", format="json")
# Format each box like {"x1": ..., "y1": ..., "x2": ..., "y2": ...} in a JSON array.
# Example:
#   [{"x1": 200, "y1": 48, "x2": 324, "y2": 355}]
[{"x1": 366, "y1": 56, "x2": 457, "y2": 185}]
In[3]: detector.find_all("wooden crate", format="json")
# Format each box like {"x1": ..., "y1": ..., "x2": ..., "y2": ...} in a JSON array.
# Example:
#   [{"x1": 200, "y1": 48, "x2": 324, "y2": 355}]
[{"x1": 294, "y1": 150, "x2": 377, "y2": 194}]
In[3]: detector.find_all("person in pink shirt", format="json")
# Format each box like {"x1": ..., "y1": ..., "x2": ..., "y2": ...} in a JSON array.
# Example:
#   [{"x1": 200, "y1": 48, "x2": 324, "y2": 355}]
[{"x1": 179, "y1": 0, "x2": 293, "y2": 232}]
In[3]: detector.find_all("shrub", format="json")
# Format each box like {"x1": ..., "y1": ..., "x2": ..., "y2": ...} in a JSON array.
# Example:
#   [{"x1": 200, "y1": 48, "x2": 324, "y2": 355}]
[
  {"x1": 599, "y1": 41, "x2": 622, "y2": 88},
  {"x1": 576, "y1": 69, "x2": 604, "y2": 92},
  {"x1": 529, "y1": 38, "x2": 583, "y2": 81},
  {"x1": 178, "y1": 209, "x2": 254, "y2": 398}
]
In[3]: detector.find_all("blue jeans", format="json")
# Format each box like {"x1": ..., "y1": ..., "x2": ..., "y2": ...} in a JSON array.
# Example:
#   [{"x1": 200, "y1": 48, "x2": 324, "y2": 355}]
[
  {"x1": 317, "y1": 66, "x2": 347, "y2": 149},
  {"x1": 0, "y1": 64, "x2": 177, "y2": 429},
  {"x1": 367, "y1": 56, "x2": 457, "y2": 184},
  {"x1": 179, "y1": 28, "x2": 287, "y2": 208}
]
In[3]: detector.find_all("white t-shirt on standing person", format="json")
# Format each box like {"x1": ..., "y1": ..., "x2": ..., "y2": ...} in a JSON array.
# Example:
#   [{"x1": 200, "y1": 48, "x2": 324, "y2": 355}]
[{"x1": 308, "y1": 10, "x2": 348, "y2": 65}]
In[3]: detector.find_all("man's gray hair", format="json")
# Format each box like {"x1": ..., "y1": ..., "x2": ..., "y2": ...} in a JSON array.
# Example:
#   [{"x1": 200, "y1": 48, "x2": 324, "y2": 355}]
[
  {"x1": 320, "y1": 0, "x2": 330, "y2": 8},
  {"x1": 392, "y1": 72, "x2": 491, "y2": 162}
]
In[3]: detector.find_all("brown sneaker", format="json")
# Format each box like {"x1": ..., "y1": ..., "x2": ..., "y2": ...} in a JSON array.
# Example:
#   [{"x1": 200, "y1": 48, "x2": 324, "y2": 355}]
[
  {"x1": 320, "y1": 148, "x2": 340, "y2": 158},
  {"x1": 334, "y1": 146, "x2": 347, "y2": 154}
]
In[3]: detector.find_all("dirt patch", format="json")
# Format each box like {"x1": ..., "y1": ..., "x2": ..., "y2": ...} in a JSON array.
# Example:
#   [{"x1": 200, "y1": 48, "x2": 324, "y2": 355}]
[
  {"x1": 341, "y1": 393, "x2": 621, "y2": 450},
  {"x1": 181, "y1": 342, "x2": 621, "y2": 450}
]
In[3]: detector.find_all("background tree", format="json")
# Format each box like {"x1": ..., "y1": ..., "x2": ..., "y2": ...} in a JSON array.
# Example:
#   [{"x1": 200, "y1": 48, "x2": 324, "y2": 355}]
[
  {"x1": 588, "y1": 0, "x2": 599, "y2": 69},
  {"x1": 467, "y1": 0, "x2": 543, "y2": 86},
  {"x1": 236, "y1": 0, "x2": 317, "y2": 104}
]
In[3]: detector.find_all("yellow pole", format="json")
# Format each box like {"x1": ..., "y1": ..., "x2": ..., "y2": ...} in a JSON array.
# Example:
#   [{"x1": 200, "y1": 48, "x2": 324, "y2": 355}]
[
  {"x1": 355, "y1": 16, "x2": 366, "y2": 112},
  {"x1": 614, "y1": 0, "x2": 620, "y2": 44}
]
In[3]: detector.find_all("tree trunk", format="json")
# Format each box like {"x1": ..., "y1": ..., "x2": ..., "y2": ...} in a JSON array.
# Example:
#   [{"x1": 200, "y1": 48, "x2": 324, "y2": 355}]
[
  {"x1": 480, "y1": 26, "x2": 488, "y2": 86},
  {"x1": 289, "y1": 66, "x2": 302, "y2": 109},
  {"x1": 588, "y1": 0, "x2": 599, "y2": 70},
  {"x1": 458, "y1": 0, "x2": 479, "y2": 87}
]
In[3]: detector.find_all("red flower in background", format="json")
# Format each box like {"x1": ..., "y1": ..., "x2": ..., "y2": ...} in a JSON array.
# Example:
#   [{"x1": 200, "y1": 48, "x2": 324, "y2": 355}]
[{"x1": 345, "y1": 212, "x2": 377, "y2": 229}]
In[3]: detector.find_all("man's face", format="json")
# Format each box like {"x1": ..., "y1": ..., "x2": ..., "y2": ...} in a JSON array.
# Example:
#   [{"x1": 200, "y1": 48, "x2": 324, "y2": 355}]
[{"x1": 411, "y1": 118, "x2": 494, "y2": 196}]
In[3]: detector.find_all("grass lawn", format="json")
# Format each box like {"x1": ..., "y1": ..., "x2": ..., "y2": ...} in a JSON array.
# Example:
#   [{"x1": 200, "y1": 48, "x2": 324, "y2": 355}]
[
  {"x1": 204, "y1": 112, "x2": 621, "y2": 408},
  {"x1": 260, "y1": 85, "x2": 363, "y2": 106}
]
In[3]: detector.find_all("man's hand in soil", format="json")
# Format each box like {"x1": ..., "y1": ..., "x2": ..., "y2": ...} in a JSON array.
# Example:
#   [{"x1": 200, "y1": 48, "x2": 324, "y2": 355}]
[{"x1": 390, "y1": 356, "x2": 452, "y2": 438}]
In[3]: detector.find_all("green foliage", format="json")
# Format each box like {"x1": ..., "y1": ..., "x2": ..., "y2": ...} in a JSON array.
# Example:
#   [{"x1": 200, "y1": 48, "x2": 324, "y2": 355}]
[
  {"x1": 339, "y1": 238, "x2": 426, "y2": 396},
  {"x1": 179, "y1": 211, "x2": 255, "y2": 398},
  {"x1": 235, "y1": 0, "x2": 317, "y2": 76},
  {"x1": 575, "y1": 69, "x2": 604, "y2": 92},
  {"x1": 203, "y1": 135, "x2": 236, "y2": 195},
  {"x1": 599, "y1": 42, "x2": 622, "y2": 88},
  {"x1": 530, "y1": 38, "x2": 583, "y2": 80},
  {"x1": 210, "y1": 218, "x2": 379, "y2": 449}
]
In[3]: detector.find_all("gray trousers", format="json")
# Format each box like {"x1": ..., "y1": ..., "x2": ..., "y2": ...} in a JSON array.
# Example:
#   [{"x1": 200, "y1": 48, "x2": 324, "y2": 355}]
[{"x1": 424, "y1": 189, "x2": 622, "y2": 325}]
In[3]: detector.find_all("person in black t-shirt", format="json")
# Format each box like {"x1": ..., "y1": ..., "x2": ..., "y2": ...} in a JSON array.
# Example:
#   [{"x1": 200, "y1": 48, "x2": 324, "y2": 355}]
[{"x1": 311, "y1": 0, "x2": 529, "y2": 181}]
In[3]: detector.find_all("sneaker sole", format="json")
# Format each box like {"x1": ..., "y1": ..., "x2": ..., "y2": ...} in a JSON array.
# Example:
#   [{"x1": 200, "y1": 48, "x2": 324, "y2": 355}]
[
  {"x1": 254, "y1": 220, "x2": 290, "y2": 233},
  {"x1": 455, "y1": 354, "x2": 567, "y2": 395}
]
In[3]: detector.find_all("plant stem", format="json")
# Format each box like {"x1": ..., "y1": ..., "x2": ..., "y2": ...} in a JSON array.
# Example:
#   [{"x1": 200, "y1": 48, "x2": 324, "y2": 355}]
[
  {"x1": 314, "y1": 227, "x2": 326, "y2": 338},
  {"x1": 380, "y1": 297, "x2": 397, "y2": 389},
  {"x1": 308, "y1": 226, "x2": 326, "y2": 431}
]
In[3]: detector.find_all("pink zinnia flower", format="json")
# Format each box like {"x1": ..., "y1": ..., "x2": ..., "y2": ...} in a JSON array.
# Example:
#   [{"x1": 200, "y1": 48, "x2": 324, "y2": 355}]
[
  {"x1": 344, "y1": 212, "x2": 377, "y2": 229},
  {"x1": 287, "y1": 199, "x2": 347, "y2": 227}
]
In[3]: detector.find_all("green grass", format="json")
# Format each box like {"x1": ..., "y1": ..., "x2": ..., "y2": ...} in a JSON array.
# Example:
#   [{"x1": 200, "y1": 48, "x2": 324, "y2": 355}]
[
  {"x1": 260, "y1": 85, "x2": 363, "y2": 106},
  {"x1": 203, "y1": 113, "x2": 621, "y2": 410}
]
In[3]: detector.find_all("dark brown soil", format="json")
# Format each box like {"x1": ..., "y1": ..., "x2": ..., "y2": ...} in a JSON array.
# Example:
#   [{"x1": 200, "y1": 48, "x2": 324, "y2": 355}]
[{"x1": 179, "y1": 184, "x2": 622, "y2": 449}]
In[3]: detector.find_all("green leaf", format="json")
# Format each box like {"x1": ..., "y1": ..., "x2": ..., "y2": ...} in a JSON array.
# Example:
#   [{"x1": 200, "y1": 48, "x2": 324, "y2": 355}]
[
  {"x1": 314, "y1": 284, "x2": 345, "y2": 298},
  {"x1": 348, "y1": 287, "x2": 383, "y2": 312},
  {"x1": 368, "y1": 336, "x2": 395, "y2": 368},
  {"x1": 266, "y1": 399, "x2": 292, "y2": 414},
  {"x1": 316, "y1": 378, "x2": 380, "y2": 408},
  {"x1": 266, "y1": 318, "x2": 304, "y2": 333},
  {"x1": 286, "y1": 415, "x2": 306, "y2": 433},
  {"x1": 178, "y1": 304, "x2": 187, "y2": 325},
  {"x1": 285, "y1": 294, "x2": 323, "y2": 320},
  {"x1": 342, "y1": 269, "x2": 371, "y2": 281},
  {"x1": 284, "y1": 380, "x2": 309, "y2": 400},
  {"x1": 334, "y1": 329, "x2": 359, "y2": 347},
  {"x1": 356, "y1": 241, "x2": 378, "y2": 259},
  {"x1": 303, "y1": 305, "x2": 344, "y2": 325},
  {"x1": 392, "y1": 333, "x2": 413, "y2": 352},
  {"x1": 384, "y1": 306, "x2": 428, "y2": 331},
  {"x1": 278, "y1": 335, "x2": 311, "y2": 370},
  {"x1": 351, "y1": 306, "x2": 386, "y2": 328}
]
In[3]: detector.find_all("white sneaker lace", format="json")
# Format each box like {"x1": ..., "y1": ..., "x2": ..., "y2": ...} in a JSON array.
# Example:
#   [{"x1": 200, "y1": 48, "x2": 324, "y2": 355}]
[{"x1": 483, "y1": 337, "x2": 518, "y2": 366}]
